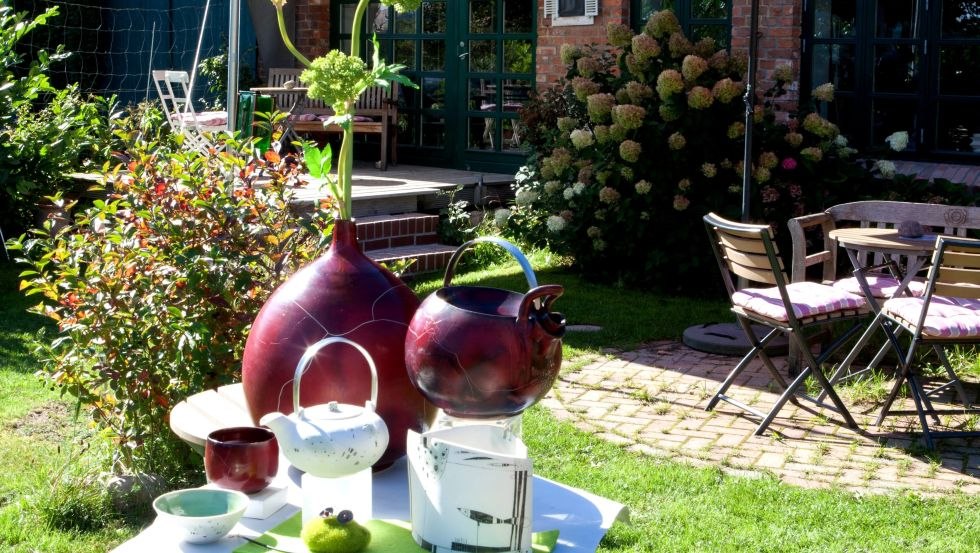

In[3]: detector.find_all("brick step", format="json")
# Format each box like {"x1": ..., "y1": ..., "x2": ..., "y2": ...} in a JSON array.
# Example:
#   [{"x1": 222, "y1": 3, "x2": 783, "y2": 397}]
[
  {"x1": 366, "y1": 243, "x2": 458, "y2": 276},
  {"x1": 356, "y1": 212, "x2": 440, "y2": 251}
]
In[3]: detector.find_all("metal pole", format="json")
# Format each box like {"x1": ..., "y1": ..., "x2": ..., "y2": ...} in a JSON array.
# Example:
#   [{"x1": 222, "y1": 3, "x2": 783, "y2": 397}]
[
  {"x1": 227, "y1": 0, "x2": 241, "y2": 132},
  {"x1": 740, "y1": 0, "x2": 761, "y2": 223}
]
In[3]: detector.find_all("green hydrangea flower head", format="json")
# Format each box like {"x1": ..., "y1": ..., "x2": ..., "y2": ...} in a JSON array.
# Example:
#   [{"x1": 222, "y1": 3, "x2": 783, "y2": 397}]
[
  {"x1": 645, "y1": 10, "x2": 681, "y2": 39},
  {"x1": 607, "y1": 23, "x2": 634, "y2": 48},
  {"x1": 302, "y1": 51, "x2": 370, "y2": 113}
]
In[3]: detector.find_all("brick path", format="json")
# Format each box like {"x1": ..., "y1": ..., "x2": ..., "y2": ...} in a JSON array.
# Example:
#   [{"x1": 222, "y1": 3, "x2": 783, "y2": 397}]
[{"x1": 542, "y1": 341, "x2": 980, "y2": 496}]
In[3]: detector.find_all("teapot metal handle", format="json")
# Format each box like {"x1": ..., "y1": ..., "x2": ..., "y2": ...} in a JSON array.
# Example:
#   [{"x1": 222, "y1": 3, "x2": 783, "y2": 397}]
[
  {"x1": 292, "y1": 336, "x2": 379, "y2": 415},
  {"x1": 443, "y1": 236, "x2": 537, "y2": 290}
]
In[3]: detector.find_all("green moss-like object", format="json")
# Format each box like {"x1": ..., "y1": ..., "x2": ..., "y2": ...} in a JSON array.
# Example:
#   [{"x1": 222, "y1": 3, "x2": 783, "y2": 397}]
[{"x1": 301, "y1": 517, "x2": 371, "y2": 553}]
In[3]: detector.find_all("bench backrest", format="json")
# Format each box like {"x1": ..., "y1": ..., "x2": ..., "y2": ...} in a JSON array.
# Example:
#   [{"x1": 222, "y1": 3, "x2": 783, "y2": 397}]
[{"x1": 789, "y1": 200, "x2": 980, "y2": 282}]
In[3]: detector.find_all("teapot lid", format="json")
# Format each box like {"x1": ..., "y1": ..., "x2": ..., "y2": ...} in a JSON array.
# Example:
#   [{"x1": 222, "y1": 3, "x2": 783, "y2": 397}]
[{"x1": 301, "y1": 401, "x2": 365, "y2": 421}]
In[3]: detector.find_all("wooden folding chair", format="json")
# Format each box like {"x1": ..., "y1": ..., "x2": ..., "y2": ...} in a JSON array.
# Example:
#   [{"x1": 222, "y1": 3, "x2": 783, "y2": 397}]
[
  {"x1": 152, "y1": 70, "x2": 228, "y2": 153},
  {"x1": 703, "y1": 213, "x2": 870, "y2": 435},
  {"x1": 865, "y1": 236, "x2": 980, "y2": 449}
]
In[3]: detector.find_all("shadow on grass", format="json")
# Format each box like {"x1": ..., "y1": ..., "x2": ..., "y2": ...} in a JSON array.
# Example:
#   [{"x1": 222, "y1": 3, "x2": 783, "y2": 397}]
[{"x1": 0, "y1": 262, "x2": 52, "y2": 374}]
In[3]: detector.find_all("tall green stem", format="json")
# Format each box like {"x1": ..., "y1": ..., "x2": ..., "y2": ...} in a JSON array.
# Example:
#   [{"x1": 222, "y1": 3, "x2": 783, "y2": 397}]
[
  {"x1": 336, "y1": 0, "x2": 372, "y2": 220},
  {"x1": 275, "y1": 8, "x2": 312, "y2": 68}
]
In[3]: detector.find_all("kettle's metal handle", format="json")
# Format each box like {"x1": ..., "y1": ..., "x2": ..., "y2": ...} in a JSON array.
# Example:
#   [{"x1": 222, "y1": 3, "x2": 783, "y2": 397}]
[
  {"x1": 443, "y1": 236, "x2": 538, "y2": 290},
  {"x1": 292, "y1": 336, "x2": 379, "y2": 415}
]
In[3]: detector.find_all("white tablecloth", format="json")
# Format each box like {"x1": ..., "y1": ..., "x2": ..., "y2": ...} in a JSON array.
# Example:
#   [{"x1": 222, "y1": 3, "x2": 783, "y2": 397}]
[{"x1": 112, "y1": 457, "x2": 627, "y2": 553}]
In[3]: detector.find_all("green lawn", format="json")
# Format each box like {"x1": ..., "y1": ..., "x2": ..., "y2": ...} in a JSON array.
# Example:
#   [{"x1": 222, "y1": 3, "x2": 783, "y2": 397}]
[{"x1": 1, "y1": 256, "x2": 978, "y2": 552}]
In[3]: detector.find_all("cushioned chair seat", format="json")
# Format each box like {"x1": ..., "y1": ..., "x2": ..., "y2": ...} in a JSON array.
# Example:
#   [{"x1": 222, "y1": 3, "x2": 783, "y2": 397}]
[
  {"x1": 179, "y1": 111, "x2": 227, "y2": 126},
  {"x1": 882, "y1": 295, "x2": 980, "y2": 338},
  {"x1": 732, "y1": 281, "x2": 867, "y2": 322},
  {"x1": 289, "y1": 113, "x2": 376, "y2": 122},
  {"x1": 832, "y1": 274, "x2": 926, "y2": 299}
]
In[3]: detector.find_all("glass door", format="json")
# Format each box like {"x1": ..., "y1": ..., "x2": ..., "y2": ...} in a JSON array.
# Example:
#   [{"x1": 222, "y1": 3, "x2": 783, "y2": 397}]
[
  {"x1": 333, "y1": 0, "x2": 535, "y2": 172},
  {"x1": 457, "y1": 0, "x2": 536, "y2": 172}
]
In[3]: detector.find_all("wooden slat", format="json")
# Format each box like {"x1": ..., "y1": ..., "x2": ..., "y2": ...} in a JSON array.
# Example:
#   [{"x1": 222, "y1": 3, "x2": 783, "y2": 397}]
[
  {"x1": 943, "y1": 250, "x2": 980, "y2": 269},
  {"x1": 717, "y1": 232, "x2": 768, "y2": 255},
  {"x1": 938, "y1": 267, "x2": 980, "y2": 286},
  {"x1": 730, "y1": 261, "x2": 778, "y2": 285},
  {"x1": 934, "y1": 281, "x2": 980, "y2": 298},
  {"x1": 724, "y1": 249, "x2": 770, "y2": 270}
]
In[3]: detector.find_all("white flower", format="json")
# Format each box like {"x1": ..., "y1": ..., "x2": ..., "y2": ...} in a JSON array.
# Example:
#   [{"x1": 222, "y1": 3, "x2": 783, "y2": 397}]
[
  {"x1": 546, "y1": 215, "x2": 566, "y2": 233},
  {"x1": 834, "y1": 135, "x2": 848, "y2": 147},
  {"x1": 885, "y1": 131, "x2": 909, "y2": 152},
  {"x1": 573, "y1": 181, "x2": 586, "y2": 194},
  {"x1": 493, "y1": 208, "x2": 511, "y2": 228},
  {"x1": 515, "y1": 189, "x2": 538, "y2": 205},
  {"x1": 875, "y1": 159, "x2": 897, "y2": 179},
  {"x1": 563, "y1": 187, "x2": 575, "y2": 200}
]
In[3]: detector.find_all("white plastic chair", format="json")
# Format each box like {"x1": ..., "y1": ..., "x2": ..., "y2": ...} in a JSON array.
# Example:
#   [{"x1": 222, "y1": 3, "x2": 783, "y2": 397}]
[{"x1": 152, "y1": 70, "x2": 228, "y2": 152}]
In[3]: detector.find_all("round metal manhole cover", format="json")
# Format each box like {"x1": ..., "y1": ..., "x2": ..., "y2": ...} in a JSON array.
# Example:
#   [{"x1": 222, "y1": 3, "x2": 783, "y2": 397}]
[{"x1": 682, "y1": 322, "x2": 789, "y2": 357}]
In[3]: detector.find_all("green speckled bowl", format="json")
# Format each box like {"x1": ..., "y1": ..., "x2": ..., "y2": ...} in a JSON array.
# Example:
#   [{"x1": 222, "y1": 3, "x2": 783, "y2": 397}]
[{"x1": 153, "y1": 488, "x2": 249, "y2": 543}]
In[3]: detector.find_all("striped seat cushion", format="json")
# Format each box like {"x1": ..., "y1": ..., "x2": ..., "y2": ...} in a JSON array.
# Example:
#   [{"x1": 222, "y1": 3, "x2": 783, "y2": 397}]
[
  {"x1": 832, "y1": 275, "x2": 926, "y2": 299},
  {"x1": 882, "y1": 295, "x2": 980, "y2": 338},
  {"x1": 732, "y1": 281, "x2": 867, "y2": 322}
]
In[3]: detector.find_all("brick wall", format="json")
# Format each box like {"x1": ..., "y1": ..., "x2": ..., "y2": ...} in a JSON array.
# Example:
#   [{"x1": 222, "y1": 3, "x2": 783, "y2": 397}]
[
  {"x1": 287, "y1": 0, "x2": 805, "y2": 110},
  {"x1": 535, "y1": 0, "x2": 630, "y2": 86},
  {"x1": 294, "y1": 0, "x2": 331, "y2": 61},
  {"x1": 730, "y1": 0, "x2": 802, "y2": 109}
]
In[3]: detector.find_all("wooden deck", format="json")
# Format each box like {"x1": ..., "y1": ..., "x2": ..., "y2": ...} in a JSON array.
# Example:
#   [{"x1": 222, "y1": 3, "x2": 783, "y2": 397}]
[{"x1": 290, "y1": 162, "x2": 516, "y2": 217}]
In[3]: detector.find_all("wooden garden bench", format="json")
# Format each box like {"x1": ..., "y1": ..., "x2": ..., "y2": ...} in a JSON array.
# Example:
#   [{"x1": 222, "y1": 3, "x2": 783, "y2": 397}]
[
  {"x1": 263, "y1": 68, "x2": 399, "y2": 170},
  {"x1": 788, "y1": 200, "x2": 980, "y2": 284}
]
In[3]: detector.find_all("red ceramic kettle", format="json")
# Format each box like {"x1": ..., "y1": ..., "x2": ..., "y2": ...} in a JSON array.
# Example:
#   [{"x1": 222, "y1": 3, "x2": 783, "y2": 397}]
[{"x1": 405, "y1": 237, "x2": 565, "y2": 418}]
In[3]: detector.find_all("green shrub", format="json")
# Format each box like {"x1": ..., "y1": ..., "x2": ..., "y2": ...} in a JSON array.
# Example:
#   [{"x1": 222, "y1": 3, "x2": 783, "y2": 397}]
[
  {"x1": 0, "y1": 6, "x2": 120, "y2": 233},
  {"x1": 12, "y1": 137, "x2": 334, "y2": 479},
  {"x1": 513, "y1": 11, "x2": 868, "y2": 291}
]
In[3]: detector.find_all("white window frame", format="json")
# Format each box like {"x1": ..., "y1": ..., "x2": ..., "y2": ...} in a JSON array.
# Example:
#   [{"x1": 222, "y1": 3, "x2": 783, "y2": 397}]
[{"x1": 544, "y1": 0, "x2": 599, "y2": 27}]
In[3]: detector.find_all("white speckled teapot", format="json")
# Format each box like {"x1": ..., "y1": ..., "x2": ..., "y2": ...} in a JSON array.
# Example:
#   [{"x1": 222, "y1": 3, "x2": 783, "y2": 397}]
[{"x1": 259, "y1": 337, "x2": 389, "y2": 478}]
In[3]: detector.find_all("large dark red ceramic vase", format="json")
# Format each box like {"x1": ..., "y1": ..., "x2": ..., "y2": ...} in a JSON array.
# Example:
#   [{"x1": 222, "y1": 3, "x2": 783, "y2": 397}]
[{"x1": 242, "y1": 220, "x2": 429, "y2": 468}]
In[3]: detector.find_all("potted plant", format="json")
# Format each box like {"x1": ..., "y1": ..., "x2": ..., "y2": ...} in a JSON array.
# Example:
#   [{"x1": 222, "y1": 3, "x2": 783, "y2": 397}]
[{"x1": 241, "y1": 0, "x2": 430, "y2": 469}]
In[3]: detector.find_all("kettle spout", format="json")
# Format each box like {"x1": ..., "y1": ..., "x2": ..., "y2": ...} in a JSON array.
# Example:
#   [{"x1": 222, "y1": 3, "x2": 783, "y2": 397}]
[{"x1": 258, "y1": 412, "x2": 292, "y2": 442}]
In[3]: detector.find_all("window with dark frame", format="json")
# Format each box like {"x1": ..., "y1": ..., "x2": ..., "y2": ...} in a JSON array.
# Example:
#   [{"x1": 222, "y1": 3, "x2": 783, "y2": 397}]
[
  {"x1": 803, "y1": 0, "x2": 980, "y2": 159},
  {"x1": 631, "y1": 0, "x2": 732, "y2": 48}
]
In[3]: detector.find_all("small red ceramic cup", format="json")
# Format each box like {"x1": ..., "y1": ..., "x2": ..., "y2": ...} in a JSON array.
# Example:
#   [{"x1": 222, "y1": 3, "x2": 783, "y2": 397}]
[{"x1": 205, "y1": 426, "x2": 279, "y2": 494}]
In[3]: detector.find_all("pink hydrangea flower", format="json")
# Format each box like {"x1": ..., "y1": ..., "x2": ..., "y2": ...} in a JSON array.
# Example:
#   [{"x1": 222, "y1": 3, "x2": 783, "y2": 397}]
[{"x1": 781, "y1": 157, "x2": 798, "y2": 171}]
